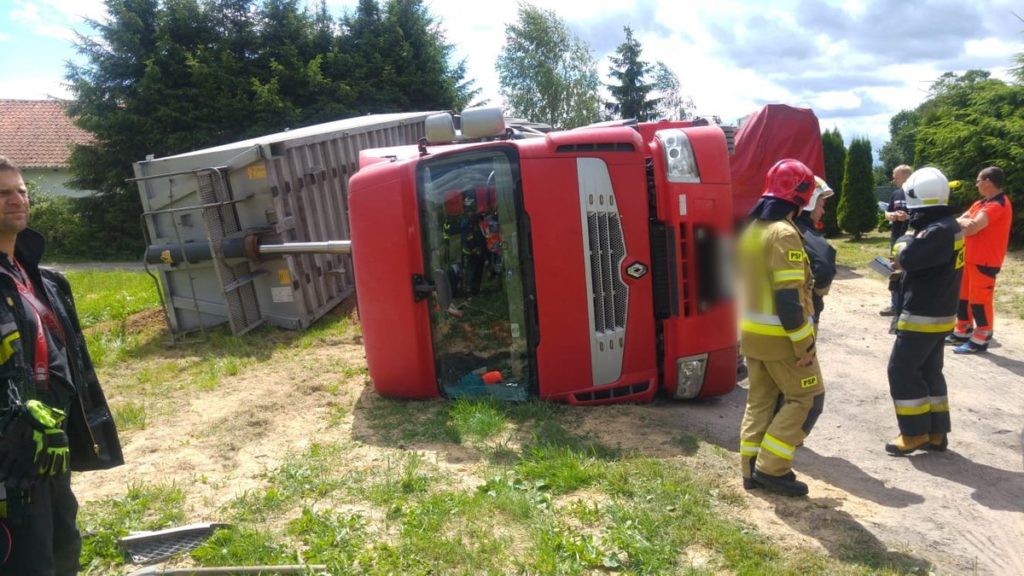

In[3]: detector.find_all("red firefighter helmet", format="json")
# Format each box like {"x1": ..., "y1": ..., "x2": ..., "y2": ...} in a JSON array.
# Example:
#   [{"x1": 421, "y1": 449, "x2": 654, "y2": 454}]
[{"x1": 763, "y1": 159, "x2": 816, "y2": 209}]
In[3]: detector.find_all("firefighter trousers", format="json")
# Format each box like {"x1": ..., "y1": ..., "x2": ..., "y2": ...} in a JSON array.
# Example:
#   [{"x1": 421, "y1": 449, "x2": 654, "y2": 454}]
[
  {"x1": 740, "y1": 356, "x2": 825, "y2": 478},
  {"x1": 954, "y1": 264, "x2": 998, "y2": 345},
  {"x1": 887, "y1": 331, "x2": 950, "y2": 437}
]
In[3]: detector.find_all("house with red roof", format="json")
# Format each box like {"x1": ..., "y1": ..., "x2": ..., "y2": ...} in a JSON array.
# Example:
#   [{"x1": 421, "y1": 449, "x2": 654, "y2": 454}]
[{"x1": 0, "y1": 99, "x2": 95, "y2": 197}]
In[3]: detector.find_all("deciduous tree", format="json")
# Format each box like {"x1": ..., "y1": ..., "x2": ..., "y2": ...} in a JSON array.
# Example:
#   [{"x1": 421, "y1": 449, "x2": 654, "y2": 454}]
[
  {"x1": 878, "y1": 110, "x2": 918, "y2": 177},
  {"x1": 496, "y1": 3, "x2": 601, "y2": 128},
  {"x1": 650, "y1": 62, "x2": 693, "y2": 121}
]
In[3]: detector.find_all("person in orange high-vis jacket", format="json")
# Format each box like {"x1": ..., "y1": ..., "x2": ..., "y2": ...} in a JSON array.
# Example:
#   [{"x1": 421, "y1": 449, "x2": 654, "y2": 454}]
[{"x1": 948, "y1": 166, "x2": 1013, "y2": 354}]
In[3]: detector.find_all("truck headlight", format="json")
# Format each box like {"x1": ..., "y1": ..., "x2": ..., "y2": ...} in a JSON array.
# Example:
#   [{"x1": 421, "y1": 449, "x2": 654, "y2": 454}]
[
  {"x1": 656, "y1": 129, "x2": 700, "y2": 183},
  {"x1": 674, "y1": 353, "x2": 708, "y2": 399}
]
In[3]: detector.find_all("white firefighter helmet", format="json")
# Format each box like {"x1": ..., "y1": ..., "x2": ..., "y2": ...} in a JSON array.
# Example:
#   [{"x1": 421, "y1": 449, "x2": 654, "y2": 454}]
[
  {"x1": 902, "y1": 167, "x2": 949, "y2": 209},
  {"x1": 804, "y1": 176, "x2": 834, "y2": 212}
]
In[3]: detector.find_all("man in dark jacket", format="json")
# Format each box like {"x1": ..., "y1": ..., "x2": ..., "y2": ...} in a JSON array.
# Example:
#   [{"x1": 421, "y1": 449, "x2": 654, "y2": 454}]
[
  {"x1": 880, "y1": 165, "x2": 912, "y2": 316},
  {"x1": 794, "y1": 177, "x2": 837, "y2": 324},
  {"x1": 885, "y1": 166, "x2": 963, "y2": 456},
  {"x1": 0, "y1": 156, "x2": 123, "y2": 575}
]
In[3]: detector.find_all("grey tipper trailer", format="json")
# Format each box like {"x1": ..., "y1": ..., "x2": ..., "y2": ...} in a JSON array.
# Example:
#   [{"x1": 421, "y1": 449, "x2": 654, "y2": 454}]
[{"x1": 134, "y1": 112, "x2": 438, "y2": 336}]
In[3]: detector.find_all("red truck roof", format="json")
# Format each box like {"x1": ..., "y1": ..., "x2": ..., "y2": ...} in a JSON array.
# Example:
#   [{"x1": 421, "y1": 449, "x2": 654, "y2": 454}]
[{"x1": 729, "y1": 104, "x2": 825, "y2": 220}]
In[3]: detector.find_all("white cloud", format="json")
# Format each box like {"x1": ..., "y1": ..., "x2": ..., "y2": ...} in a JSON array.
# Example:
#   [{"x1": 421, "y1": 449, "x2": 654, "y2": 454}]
[
  {"x1": 1, "y1": 73, "x2": 72, "y2": 100},
  {"x1": 11, "y1": 1, "x2": 41, "y2": 22},
  {"x1": 9, "y1": 0, "x2": 94, "y2": 41},
  {"x1": 18, "y1": 0, "x2": 107, "y2": 22}
]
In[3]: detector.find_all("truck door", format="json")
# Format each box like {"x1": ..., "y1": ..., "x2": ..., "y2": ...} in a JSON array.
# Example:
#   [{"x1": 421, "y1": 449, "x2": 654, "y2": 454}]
[{"x1": 416, "y1": 147, "x2": 534, "y2": 399}]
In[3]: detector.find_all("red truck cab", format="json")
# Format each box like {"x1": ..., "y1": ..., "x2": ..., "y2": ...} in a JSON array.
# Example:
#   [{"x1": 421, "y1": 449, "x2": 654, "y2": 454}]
[{"x1": 349, "y1": 109, "x2": 736, "y2": 404}]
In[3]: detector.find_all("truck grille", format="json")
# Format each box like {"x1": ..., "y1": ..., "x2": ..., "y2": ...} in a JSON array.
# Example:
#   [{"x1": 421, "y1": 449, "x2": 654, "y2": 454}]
[
  {"x1": 588, "y1": 212, "x2": 627, "y2": 332},
  {"x1": 578, "y1": 158, "x2": 628, "y2": 386}
]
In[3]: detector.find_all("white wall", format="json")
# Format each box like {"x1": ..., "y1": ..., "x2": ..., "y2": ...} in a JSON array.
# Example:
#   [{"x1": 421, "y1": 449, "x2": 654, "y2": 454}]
[{"x1": 23, "y1": 168, "x2": 95, "y2": 198}]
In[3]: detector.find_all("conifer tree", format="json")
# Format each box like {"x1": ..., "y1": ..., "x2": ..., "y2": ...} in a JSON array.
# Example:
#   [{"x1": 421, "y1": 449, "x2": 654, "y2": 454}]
[
  {"x1": 606, "y1": 26, "x2": 659, "y2": 121},
  {"x1": 820, "y1": 128, "x2": 846, "y2": 236},
  {"x1": 837, "y1": 137, "x2": 877, "y2": 239}
]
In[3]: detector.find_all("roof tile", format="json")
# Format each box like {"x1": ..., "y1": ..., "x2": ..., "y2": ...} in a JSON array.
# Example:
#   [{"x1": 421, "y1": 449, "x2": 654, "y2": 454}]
[{"x1": 0, "y1": 99, "x2": 94, "y2": 169}]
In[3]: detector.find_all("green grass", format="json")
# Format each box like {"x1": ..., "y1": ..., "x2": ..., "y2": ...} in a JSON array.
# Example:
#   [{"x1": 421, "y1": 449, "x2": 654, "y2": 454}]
[
  {"x1": 63, "y1": 270, "x2": 161, "y2": 329},
  {"x1": 190, "y1": 527, "x2": 298, "y2": 566},
  {"x1": 111, "y1": 400, "x2": 147, "y2": 431},
  {"x1": 450, "y1": 398, "x2": 507, "y2": 441},
  {"x1": 829, "y1": 230, "x2": 893, "y2": 272},
  {"x1": 227, "y1": 443, "x2": 351, "y2": 523},
  {"x1": 79, "y1": 482, "x2": 186, "y2": 572}
]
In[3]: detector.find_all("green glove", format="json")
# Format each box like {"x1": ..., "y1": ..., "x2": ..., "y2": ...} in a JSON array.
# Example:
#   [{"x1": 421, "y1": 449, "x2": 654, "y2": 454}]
[{"x1": 26, "y1": 400, "x2": 69, "y2": 477}]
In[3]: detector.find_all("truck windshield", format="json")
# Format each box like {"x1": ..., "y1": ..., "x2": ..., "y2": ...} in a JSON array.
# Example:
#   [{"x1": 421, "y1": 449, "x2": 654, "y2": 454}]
[{"x1": 417, "y1": 147, "x2": 530, "y2": 399}]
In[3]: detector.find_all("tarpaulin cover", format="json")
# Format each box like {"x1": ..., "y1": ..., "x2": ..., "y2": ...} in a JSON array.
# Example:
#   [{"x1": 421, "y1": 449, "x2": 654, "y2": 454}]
[{"x1": 730, "y1": 104, "x2": 825, "y2": 220}]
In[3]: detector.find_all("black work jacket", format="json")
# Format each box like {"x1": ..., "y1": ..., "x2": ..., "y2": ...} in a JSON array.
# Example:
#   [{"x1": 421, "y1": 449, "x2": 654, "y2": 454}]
[
  {"x1": 894, "y1": 211, "x2": 963, "y2": 328},
  {"x1": 0, "y1": 229, "x2": 123, "y2": 472},
  {"x1": 887, "y1": 188, "x2": 909, "y2": 246},
  {"x1": 795, "y1": 215, "x2": 837, "y2": 322}
]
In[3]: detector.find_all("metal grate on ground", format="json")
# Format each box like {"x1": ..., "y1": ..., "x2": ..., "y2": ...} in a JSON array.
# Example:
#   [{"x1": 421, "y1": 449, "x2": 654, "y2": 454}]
[{"x1": 119, "y1": 522, "x2": 231, "y2": 565}]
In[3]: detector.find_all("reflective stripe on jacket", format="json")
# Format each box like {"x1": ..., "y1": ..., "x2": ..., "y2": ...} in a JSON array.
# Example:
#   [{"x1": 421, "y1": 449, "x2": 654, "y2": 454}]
[{"x1": 894, "y1": 215, "x2": 963, "y2": 333}]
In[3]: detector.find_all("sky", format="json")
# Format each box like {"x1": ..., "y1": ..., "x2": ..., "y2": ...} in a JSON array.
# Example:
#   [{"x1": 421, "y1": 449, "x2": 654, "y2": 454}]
[{"x1": 1, "y1": 0, "x2": 1021, "y2": 154}]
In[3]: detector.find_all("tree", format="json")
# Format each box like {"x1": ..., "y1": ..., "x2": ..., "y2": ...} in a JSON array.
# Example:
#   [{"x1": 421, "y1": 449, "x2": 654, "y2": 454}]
[
  {"x1": 878, "y1": 110, "x2": 918, "y2": 176},
  {"x1": 339, "y1": 0, "x2": 476, "y2": 114},
  {"x1": 905, "y1": 70, "x2": 1024, "y2": 239},
  {"x1": 820, "y1": 128, "x2": 846, "y2": 237},
  {"x1": 650, "y1": 62, "x2": 693, "y2": 121},
  {"x1": 496, "y1": 3, "x2": 601, "y2": 128},
  {"x1": 837, "y1": 137, "x2": 877, "y2": 239},
  {"x1": 606, "y1": 26, "x2": 659, "y2": 121}
]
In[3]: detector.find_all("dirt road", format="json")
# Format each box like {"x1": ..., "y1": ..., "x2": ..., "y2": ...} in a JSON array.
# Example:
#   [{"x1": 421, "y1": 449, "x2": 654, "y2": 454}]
[{"x1": 74, "y1": 267, "x2": 1024, "y2": 575}]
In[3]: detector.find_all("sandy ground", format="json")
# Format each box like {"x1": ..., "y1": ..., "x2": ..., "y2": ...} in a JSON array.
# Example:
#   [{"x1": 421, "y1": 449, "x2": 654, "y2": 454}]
[{"x1": 73, "y1": 270, "x2": 1024, "y2": 575}]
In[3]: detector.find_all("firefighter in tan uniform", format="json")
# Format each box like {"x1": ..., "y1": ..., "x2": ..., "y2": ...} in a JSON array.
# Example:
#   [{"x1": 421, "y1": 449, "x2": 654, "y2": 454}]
[{"x1": 738, "y1": 159, "x2": 824, "y2": 497}]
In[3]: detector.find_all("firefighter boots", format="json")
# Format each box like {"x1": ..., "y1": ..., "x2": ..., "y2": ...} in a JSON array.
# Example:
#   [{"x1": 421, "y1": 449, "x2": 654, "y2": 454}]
[
  {"x1": 743, "y1": 456, "x2": 797, "y2": 490},
  {"x1": 927, "y1": 433, "x2": 948, "y2": 451},
  {"x1": 744, "y1": 470, "x2": 797, "y2": 490},
  {"x1": 885, "y1": 434, "x2": 930, "y2": 456},
  {"x1": 751, "y1": 469, "x2": 809, "y2": 496}
]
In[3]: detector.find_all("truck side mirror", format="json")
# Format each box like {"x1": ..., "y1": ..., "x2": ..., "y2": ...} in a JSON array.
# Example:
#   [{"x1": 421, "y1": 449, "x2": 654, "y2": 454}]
[
  {"x1": 426, "y1": 113, "x2": 457, "y2": 144},
  {"x1": 461, "y1": 107, "x2": 506, "y2": 139}
]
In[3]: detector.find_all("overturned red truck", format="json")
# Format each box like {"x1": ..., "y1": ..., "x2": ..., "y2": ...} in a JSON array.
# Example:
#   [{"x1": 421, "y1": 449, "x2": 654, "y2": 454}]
[
  {"x1": 349, "y1": 105, "x2": 823, "y2": 405},
  {"x1": 349, "y1": 111, "x2": 704, "y2": 404}
]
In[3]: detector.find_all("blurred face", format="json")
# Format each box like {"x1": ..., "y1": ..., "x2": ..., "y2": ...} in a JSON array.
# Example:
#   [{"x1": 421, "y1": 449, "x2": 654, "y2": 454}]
[
  {"x1": 892, "y1": 169, "x2": 910, "y2": 188},
  {"x1": 0, "y1": 170, "x2": 29, "y2": 237},
  {"x1": 975, "y1": 172, "x2": 997, "y2": 198},
  {"x1": 810, "y1": 198, "x2": 826, "y2": 224}
]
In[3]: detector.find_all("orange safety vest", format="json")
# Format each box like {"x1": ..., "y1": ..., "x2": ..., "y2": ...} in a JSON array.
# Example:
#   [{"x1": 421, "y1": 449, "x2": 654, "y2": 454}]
[{"x1": 964, "y1": 193, "x2": 1012, "y2": 267}]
